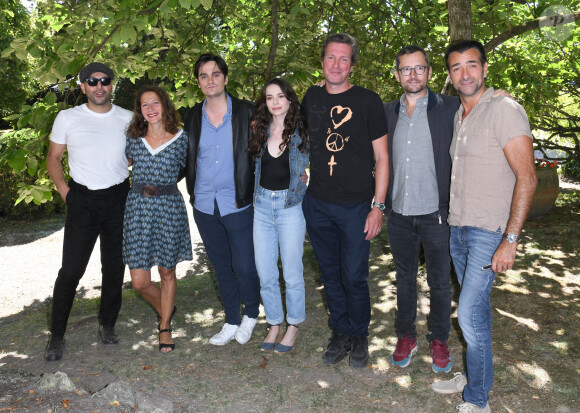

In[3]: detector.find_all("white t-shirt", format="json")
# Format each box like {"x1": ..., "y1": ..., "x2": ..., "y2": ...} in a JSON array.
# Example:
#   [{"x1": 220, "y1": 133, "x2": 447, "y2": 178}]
[{"x1": 51, "y1": 104, "x2": 132, "y2": 190}]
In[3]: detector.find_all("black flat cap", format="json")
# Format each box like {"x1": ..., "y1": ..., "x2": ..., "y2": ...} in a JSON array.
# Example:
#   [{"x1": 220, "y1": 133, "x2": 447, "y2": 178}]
[{"x1": 78, "y1": 62, "x2": 115, "y2": 82}]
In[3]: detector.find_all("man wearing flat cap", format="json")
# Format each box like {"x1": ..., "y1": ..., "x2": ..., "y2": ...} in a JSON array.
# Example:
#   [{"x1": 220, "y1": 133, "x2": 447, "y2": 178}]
[{"x1": 45, "y1": 62, "x2": 132, "y2": 361}]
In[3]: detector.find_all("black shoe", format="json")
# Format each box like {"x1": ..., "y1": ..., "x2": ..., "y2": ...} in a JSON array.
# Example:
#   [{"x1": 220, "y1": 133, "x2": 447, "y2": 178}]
[
  {"x1": 45, "y1": 336, "x2": 65, "y2": 361},
  {"x1": 322, "y1": 332, "x2": 351, "y2": 365},
  {"x1": 349, "y1": 336, "x2": 369, "y2": 368},
  {"x1": 158, "y1": 328, "x2": 175, "y2": 352},
  {"x1": 98, "y1": 325, "x2": 119, "y2": 345}
]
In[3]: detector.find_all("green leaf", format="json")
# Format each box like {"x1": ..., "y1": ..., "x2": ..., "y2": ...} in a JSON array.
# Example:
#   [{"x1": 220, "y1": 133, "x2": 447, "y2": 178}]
[
  {"x1": 6, "y1": 149, "x2": 28, "y2": 173},
  {"x1": 200, "y1": 0, "x2": 212, "y2": 10},
  {"x1": 44, "y1": 92, "x2": 57, "y2": 105}
]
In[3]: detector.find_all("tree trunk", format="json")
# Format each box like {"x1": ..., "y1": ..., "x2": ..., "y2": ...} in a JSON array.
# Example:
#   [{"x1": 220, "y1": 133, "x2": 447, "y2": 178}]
[
  {"x1": 263, "y1": 0, "x2": 279, "y2": 82},
  {"x1": 443, "y1": 0, "x2": 472, "y2": 94}
]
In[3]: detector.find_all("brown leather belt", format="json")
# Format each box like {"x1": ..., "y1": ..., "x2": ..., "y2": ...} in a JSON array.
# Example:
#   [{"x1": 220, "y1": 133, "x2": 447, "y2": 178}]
[{"x1": 130, "y1": 183, "x2": 179, "y2": 197}]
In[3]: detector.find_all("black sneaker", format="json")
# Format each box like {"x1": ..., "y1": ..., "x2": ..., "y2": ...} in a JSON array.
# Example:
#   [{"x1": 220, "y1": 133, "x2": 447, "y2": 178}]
[
  {"x1": 349, "y1": 336, "x2": 369, "y2": 368},
  {"x1": 98, "y1": 325, "x2": 119, "y2": 345},
  {"x1": 322, "y1": 332, "x2": 351, "y2": 365},
  {"x1": 45, "y1": 336, "x2": 65, "y2": 361}
]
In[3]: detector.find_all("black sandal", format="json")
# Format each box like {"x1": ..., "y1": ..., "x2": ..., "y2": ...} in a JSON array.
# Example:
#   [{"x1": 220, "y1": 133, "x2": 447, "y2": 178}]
[{"x1": 158, "y1": 328, "x2": 175, "y2": 352}]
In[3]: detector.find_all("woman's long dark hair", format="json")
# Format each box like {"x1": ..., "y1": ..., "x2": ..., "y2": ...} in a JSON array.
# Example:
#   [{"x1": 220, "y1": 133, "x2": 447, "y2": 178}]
[
  {"x1": 249, "y1": 78, "x2": 308, "y2": 160},
  {"x1": 126, "y1": 85, "x2": 181, "y2": 139}
]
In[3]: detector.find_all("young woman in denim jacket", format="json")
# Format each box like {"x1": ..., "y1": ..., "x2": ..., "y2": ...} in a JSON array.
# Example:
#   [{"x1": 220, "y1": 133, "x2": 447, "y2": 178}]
[{"x1": 249, "y1": 78, "x2": 309, "y2": 352}]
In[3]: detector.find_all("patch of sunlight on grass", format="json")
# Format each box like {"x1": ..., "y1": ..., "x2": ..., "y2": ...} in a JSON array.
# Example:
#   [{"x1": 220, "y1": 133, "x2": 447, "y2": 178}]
[
  {"x1": 373, "y1": 292, "x2": 396, "y2": 313},
  {"x1": 515, "y1": 362, "x2": 551, "y2": 388},
  {"x1": 377, "y1": 253, "x2": 390, "y2": 263},
  {"x1": 495, "y1": 308, "x2": 539, "y2": 331},
  {"x1": 495, "y1": 283, "x2": 531, "y2": 294},
  {"x1": 372, "y1": 357, "x2": 389, "y2": 371},
  {"x1": 549, "y1": 341, "x2": 568, "y2": 352},
  {"x1": 556, "y1": 329, "x2": 565, "y2": 335},
  {"x1": 131, "y1": 341, "x2": 151, "y2": 351},
  {"x1": 537, "y1": 292, "x2": 551, "y2": 298},
  {"x1": 370, "y1": 336, "x2": 387, "y2": 352},
  {"x1": 395, "y1": 374, "x2": 412, "y2": 388},
  {"x1": 0, "y1": 351, "x2": 28, "y2": 361},
  {"x1": 189, "y1": 309, "x2": 216, "y2": 325},
  {"x1": 317, "y1": 380, "x2": 329, "y2": 389},
  {"x1": 377, "y1": 279, "x2": 390, "y2": 287}
]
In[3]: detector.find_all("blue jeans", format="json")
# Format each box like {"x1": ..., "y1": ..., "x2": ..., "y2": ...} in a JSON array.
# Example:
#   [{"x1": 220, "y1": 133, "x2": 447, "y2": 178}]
[
  {"x1": 450, "y1": 225, "x2": 502, "y2": 408},
  {"x1": 302, "y1": 193, "x2": 371, "y2": 338},
  {"x1": 387, "y1": 211, "x2": 451, "y2": 342},
  {"x1": 253, "y1": 186, "x2": 306, "y2": 325},
  {"x1": 193, "y1": 201, "x2": 261, "y2": 325}
]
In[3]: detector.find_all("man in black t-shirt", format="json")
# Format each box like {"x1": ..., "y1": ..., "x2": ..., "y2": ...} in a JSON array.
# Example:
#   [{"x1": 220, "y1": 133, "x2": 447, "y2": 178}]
[{"x1": 302, "y1": 33, "x2": 389, "y2": 368}]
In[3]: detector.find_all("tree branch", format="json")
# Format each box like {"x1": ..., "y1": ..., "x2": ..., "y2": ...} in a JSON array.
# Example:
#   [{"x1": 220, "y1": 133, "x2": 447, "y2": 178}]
[
  {"x1": 263, "y1": 0, "x2": 279, "y2": 82},
  {"x1": 485, "y1": 10, "x2": 580, "y2": 52}
]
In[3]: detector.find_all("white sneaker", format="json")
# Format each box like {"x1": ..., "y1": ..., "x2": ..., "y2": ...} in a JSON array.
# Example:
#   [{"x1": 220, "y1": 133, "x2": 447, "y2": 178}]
[
  {"x1": 235, "y1": 315, "x2": 257, "y2": 344},
  {"x1": 209, "y1": 323, "x2": 238, "y2": 346},
  {"x1": 431, "y1": 372, "x2": 468, "y2": 394},
  {"x1": 456, "y1": 402, "x2": 491, "y2": 412}
]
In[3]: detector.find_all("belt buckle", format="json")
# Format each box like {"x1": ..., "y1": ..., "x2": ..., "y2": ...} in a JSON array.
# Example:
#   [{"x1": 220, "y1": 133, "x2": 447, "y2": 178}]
[{"x1": 142, "y1": 185, "x2": 158, "y2": 197}]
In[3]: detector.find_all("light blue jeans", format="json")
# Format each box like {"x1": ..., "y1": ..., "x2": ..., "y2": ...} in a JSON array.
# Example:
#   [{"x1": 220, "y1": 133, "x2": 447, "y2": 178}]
[
  {"x1": 253, "y1": 185, "x2": 306, "y2": 325},
  {"x1": 450, "y1": 225, "x2": 502, "y2": 408}
]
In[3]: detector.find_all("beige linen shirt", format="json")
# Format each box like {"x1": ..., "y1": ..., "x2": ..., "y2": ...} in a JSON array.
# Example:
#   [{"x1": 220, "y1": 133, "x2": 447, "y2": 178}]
[{"x1": 448, "y1": 87, "x2": 532, "y2": 232}]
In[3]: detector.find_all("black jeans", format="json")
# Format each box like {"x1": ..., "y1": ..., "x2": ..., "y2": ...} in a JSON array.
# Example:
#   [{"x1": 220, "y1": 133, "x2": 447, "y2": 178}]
[
  {"x1": 387, "y1": 211, "x2": 451, "y2": 342},
  {"x1": 50, "y1": 178, "x2": 129, "y2": 338}
]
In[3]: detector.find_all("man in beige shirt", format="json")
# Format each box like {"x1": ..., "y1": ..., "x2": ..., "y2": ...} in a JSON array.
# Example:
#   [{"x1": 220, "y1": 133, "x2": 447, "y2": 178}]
[{"x1": 430, "y1": 40, "x2": 537, "y2": 413}]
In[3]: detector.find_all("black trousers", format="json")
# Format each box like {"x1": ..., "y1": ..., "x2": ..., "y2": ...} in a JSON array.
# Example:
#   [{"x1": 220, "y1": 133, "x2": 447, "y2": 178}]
[{"x1": 50, "y1": 178, "x2": 129, "y2": 338}]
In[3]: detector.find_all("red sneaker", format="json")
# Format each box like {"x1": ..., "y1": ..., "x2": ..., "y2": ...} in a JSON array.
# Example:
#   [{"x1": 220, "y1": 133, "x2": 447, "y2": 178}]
[
  {"x1": 392, "y1": 333, "x2": 417, "y2": 367},
  {"x1": 430, "y1": 340, "x2": 452, "y2": 373}
]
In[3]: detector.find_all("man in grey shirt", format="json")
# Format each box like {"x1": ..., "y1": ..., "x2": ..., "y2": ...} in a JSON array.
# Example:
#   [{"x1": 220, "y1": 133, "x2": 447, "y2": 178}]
[{"x1": 383, "y1": 45, "x2": 460, "y2": 374}]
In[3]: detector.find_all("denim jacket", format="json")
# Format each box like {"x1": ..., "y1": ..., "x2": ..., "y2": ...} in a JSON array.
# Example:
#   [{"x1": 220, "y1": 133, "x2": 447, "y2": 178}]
[{"x1": 253, "y1": 128, "x2": 309, "y2": 208}]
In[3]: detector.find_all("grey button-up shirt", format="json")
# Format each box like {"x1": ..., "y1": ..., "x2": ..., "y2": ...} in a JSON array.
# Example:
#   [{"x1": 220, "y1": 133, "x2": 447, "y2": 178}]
[{"x1": 391, "y1": 93, "x2": 438, "y2": 215}]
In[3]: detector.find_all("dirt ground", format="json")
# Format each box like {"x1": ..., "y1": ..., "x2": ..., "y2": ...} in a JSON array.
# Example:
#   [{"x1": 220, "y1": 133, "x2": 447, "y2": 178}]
[{"x1": 0, "y1": 180, "x2": 578, "y2": 412}]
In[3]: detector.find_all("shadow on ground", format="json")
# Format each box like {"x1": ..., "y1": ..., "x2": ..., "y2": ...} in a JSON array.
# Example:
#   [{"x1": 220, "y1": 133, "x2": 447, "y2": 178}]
[{"x1": 0, "y1": 194, "x2": 578, "y2": 412}]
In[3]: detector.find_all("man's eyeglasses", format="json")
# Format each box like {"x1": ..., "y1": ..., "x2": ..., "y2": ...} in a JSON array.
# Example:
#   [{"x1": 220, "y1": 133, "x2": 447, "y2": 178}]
[
  {"x1": 84, "y1": 77, "x2": 112, "y2": 87},
  {"x1": 397, "y1": 65, "x2": 427, "y2": 76}
]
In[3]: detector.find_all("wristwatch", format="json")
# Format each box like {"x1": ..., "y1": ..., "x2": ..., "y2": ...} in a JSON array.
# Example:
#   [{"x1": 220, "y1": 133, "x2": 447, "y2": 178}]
[
  {"x1": 372, "y1": 201, "x2": 386, "y2": 212},
  {"x1": 503, "y1": 233, "x2": 519, "y2": 244}
]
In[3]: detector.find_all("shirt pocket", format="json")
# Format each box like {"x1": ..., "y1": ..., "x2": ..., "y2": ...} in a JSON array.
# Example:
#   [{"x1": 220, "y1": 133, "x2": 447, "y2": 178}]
[{"x1": 465, "y1": 128, "x2": 492, "y2": 156}]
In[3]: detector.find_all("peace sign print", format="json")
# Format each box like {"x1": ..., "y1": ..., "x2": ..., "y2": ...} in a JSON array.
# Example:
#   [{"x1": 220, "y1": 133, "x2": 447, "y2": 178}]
[{"x1": 326, "y1": 133, "x2": 344, "y2": 152}]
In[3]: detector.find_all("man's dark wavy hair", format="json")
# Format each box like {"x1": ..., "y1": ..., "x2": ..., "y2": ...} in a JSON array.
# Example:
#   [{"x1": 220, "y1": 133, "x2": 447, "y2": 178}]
[
  {"x1": 249, "y1": 77, "x2": 308, "y2": 160},
  {"x1": 126, "y1": 85, "x2": 181, "y2": 139},
  {"x1": 445, "y1": 40, "x2": 487, "y2": 70}
]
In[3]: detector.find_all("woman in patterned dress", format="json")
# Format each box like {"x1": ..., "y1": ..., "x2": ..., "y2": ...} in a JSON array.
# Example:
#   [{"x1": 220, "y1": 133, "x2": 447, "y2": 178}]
[{"x1": 124, "y1": 85, "x2": 192, "y2": 352}]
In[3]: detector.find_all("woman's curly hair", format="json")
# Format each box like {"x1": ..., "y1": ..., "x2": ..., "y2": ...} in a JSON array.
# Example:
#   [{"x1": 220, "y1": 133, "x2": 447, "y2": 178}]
[
  {"x1": 249, "y1": 78, "x2": 308, "y2": 160},
  {"x1": 126, "y1": 85, "x2": 181, "y2": 139}
]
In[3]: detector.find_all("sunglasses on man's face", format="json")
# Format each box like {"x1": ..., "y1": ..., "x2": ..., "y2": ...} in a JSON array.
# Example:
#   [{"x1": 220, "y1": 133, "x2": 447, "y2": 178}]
[{"x1": 84, "y1": 77, "x2": 112, "y2": 87}]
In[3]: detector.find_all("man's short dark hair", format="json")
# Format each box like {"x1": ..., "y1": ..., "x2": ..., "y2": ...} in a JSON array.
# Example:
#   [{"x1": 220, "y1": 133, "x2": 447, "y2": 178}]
[
  {"x1": 194, "y1": 53, "x2": 229, "y2": 79},
  {"x1": 395, "y1": 45, "x2": 430, "y2": 69},
  {"x1": 445, "y1": 40, "x2": 487, "y2": 70},
  {"x1": 320, "y1": 33, "x2": 359, "y2": 65}
]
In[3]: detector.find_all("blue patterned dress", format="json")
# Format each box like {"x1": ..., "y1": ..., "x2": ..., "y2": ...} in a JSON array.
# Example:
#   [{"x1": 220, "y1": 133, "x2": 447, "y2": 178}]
[{"x1": 123, "y1": 130, "x2": 192, "y2": 270}]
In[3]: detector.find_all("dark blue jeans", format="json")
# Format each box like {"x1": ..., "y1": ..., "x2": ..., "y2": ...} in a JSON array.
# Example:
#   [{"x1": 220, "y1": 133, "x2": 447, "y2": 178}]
[
  {"x1": 387, "y1": 211, "x2": 451, "y2": 342},
  {"x1": 51, "y1": 178, "x2": 129, "y2": 338},
  {"x1": 193, "y1": 202, "x2": 260, "y2": 325},
  {"x1": 302, "y1": 193, "x2": 371, "y2": 338}
]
